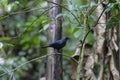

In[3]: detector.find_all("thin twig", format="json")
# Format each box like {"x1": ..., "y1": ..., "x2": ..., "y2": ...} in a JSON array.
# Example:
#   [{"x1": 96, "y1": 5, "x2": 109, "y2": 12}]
[{"x1": 0, "y1": 53, "x2": 77, "y2": 77}]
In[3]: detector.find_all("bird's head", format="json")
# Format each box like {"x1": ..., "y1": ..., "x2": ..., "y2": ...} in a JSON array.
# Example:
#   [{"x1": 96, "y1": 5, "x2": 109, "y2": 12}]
[{"x1": 65, "y1": 37, "x2": 70, "y2": 41}]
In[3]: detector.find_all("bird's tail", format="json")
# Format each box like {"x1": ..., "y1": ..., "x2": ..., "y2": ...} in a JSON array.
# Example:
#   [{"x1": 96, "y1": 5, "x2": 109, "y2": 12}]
[{"x1": 41, "y1": 46, "x2": 48, "y2": 48}]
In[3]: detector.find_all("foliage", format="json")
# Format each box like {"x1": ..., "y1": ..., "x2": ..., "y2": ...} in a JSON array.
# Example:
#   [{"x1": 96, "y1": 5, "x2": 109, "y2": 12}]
[
  {"x1": 0, "y1": 0, "x2": 48, "y2": 80},
  {"x1": 0, "y1": 0, "x2": 119, "y2": 80},
  {"x1": 106, "y1": 13, "x2": 120, "y2": 30},
  {"x1": 106, "y1": 2, "x2": 120, "y2": 30}
]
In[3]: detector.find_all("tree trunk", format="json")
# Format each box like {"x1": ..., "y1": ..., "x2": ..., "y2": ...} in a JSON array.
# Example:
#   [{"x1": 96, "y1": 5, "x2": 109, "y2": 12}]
[
  {"x1": 95, "y1": 2, "x2": 120, "y2": 80},
  {"x1": 46, "y1": 0, "x2": 63, "y2": 80},
  {"x1": 95, "y1": 3, "x2": 106, "y2": 80}
]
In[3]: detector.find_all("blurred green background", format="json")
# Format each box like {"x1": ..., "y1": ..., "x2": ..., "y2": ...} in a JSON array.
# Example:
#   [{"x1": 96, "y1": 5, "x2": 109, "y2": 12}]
[{"x1": 1, "y1": 0, "x2": 119, "y2": 79}]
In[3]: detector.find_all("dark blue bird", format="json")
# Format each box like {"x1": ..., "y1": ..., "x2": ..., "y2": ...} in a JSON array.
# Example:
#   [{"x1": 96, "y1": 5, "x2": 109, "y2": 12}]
[{"x1": 42, "y1": 37, "x2": 69, "y2": 49}]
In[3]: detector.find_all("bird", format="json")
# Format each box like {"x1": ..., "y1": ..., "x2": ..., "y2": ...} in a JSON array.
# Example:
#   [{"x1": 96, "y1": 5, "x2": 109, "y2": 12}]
[{"x1": 42, "y1": 37, "x2": 69, "y2": 50}]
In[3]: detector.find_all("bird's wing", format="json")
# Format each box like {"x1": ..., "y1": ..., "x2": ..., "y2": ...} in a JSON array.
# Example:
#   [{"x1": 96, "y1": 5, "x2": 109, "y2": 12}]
[
  {"x1": 49, "y1": 39, "x2": 62, "y2": 46},
  {"x1": 55, "y1": 39, "x2": 63, "y2": 44}
]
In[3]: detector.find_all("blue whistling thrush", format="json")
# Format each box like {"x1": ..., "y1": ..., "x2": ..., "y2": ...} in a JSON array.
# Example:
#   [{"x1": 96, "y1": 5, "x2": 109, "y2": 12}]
[{"x1": 42, "y1": 37, "x2": 69, "y2": 50}]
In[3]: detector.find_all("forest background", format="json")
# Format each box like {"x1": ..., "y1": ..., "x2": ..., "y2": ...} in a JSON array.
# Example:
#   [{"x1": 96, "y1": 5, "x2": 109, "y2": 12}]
[{"x1": 0, "y1": 0, "x2": 120, "y2": 80}]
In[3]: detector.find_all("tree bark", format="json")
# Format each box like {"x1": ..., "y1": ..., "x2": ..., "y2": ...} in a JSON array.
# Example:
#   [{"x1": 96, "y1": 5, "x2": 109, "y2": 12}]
[
  {"x1": 106, "y1": 11, "x2": 120, "y2": 80},
  {"x1": 95, "y1": 3, "x2": 106, "y2": 80},
  {"x1": 46, "y1": 0, "x2": 63, "y2": 80},
  {"x1": 95, "y1": 2, "x2": 120, "y2": 80}
]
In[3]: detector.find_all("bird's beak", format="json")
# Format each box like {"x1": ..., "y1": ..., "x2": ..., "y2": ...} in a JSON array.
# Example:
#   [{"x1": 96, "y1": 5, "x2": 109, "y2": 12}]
[{"x1": 67, "y1": 37, "x2": 70, "y2": 41}]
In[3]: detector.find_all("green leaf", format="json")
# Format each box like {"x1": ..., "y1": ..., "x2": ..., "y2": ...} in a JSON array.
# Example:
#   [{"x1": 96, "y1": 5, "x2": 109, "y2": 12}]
[
  {"x1": 109, "y1": 0, "x2": 116, "y2": 3},
  {"x1": 74, "y1": 28, "x2": 83, "y2": 40},
  {"x1": 106, "y1": 13, "x2": 120, "y2": 30},
  {"x1": 85, "y1": 32, "x2": 94, "y2": 45},
  {"x1": 43, "y1": 24, "x2": 49, "y2": 30},
  {"x1": 55, "y1": 13, "x2": 65, "y2": 19}
]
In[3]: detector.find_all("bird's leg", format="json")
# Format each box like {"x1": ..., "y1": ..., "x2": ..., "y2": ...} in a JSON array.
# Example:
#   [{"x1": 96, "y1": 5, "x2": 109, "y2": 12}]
[
  {"x1": 53, "y1": 49, "x2": 62, "y2": 56},
  {"x1": 57, "y1": 49, "x2": 62, "y2": 53}
]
